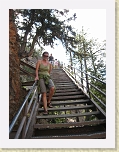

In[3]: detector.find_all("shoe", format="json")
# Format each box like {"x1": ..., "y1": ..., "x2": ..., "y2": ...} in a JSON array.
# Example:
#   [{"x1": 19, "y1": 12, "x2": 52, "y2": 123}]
[
  {"x1": 43, "y1": 110, "x2": 48, "y2": 115},
  {"x1": 47, "y1": 102, "x2": 53, "y2": 108}
]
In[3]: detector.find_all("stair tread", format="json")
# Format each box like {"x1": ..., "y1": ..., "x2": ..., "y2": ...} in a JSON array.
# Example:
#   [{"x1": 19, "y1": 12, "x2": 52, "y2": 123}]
[
  {"x1": 53, "y1": 81, "x2": 72, "y2": 83},
  {"x1": 40, "y1": 99, "x2": 90, "y2": 106},
  {"x1": 54, "y1": 82, "x2": 74, "y2": 85},
  {"x1": 53, "y1": 88, "x2": 81, "y2": 93},
  {"x1": 54, "y1": 86, "x2": 78, "y2": 89},
  {"x1": 31, "y1": 132, "x2": 106, "y2": 139},
  {"x1": 32, "y1": 125, "x2": 106, "y2": 139},
  {"x1": 36, "y1": 111, "x2": 100, "y2": 119},
  {"x1": 38, "y1": 104, "x2": 94, "y2": 112},
  {"x1": 55, "y1": 82, "x2": 75, "y2": 86},
  {"x1": 34, "y1": 119, "x2": 106, "y2": 129},
  {"x1": 53, "y1": 91, "x2": 83, "y2": 96},
  {"x1": 51, "y1": 95, "x2": 86, "y2": 101}
]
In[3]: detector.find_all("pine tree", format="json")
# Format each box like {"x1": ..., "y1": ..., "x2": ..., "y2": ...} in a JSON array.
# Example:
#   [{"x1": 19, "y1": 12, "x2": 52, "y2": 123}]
[{"x1": 14, "y1": 9, "x2": 77, "y2": 58}]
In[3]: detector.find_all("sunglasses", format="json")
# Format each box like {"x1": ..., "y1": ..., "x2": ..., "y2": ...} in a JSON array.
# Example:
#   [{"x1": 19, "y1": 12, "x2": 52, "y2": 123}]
[{"x1": 43, "y1": 55, "x2": 49, "y2": 57}]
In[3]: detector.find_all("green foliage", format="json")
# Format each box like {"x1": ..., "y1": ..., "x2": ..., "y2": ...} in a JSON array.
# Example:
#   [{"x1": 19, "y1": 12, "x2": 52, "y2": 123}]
[
  {"x1": 48, "y1": 110, "x2": 66, "y2": 123},
  {"x1": 14, "y1": 9, "x2": 77, "y2": 58},
  {"x1": 32, "y1": 48, "x2": 43, "y2": 59}
]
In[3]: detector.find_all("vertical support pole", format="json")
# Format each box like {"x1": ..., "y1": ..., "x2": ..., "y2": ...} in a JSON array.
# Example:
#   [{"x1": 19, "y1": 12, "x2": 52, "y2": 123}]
[
  {"x1": 84, "y1": 57, "x2": 90, "y2": 94},
  {"x1": 21, "y1": 100, "x2": 28, "y2": 138},
  {"x1": 83, "y1": 40, "x2": 90, "y2": 97},
  {"x1": 70, "y1": 51, "x2": 73, "y2": 70},
  {"x1": 74, "y1": 68, "x2": 76, "y2": 82},
  {"x1": 79, "y1": 57, "x2": 84, "y2": 89}
]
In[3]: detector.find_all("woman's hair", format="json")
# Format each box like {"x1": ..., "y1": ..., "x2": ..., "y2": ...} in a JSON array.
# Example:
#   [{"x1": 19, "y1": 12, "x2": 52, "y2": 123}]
[{"x1": 42, "y1": 51, "x2": 49, "y2": 56}]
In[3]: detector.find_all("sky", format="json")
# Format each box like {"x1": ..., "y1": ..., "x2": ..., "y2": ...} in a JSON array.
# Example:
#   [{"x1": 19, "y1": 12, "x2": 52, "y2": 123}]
[{"x1": 43, "y1": 9, "x2": 106, "y2": 64}]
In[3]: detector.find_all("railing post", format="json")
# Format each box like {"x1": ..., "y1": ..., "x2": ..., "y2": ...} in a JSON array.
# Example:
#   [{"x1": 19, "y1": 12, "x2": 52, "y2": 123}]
[
  {"x1": 80, "y1": 61, "x2": 84, "y2": 89},
  {"x1": 74, "y1": 68, "x2": 76, "y2": 82},
  {"x1": 84, "y1": 56, "x2": 90, "y2": 97},
  {"x1": 22, "y1": 100, "x2": 28, "y2": 138}
]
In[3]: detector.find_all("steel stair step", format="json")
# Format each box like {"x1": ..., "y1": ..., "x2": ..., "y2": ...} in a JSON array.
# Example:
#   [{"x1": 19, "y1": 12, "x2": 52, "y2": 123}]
[
  {"x1": 32, "y1": 125, "x2": 106, "y2": 139},
  {"x1": 31, "y1": 132, "x2": 106, "y2": 139},
  {"x1": 52, "y1": 91, "x2": 84, "y2": 96},
  {"x1": 53, "y1": 81, "x2": 73, "y2": 83},
  {"x1": 36, "y1": 111, "x2": 100, "y2": 119},
  {"x1": 54, "y1": 86, "x2": 78, "y2": 90},
  {"x1": 34, "y1": 119, "x2": 106, "y2": 129},
  {"x1": 51, "y1": 95, "x2": 86, "y2": 101},
  {"x1": 55, "y1": 84, "x2": 76, "y2": 87},
  {"x1": 53, "y1": 79, "x2": 71, "y2": 81},
  {"x1": 53, "y1": 88, "x2": 81, "y2": 93},
  {"x1": 38, "y1": 104, "x2": 94, "y2": 112},
  {"x1": 54, "y1": 82, "x2": 74, "y2": 85},
  {"x1": 40, "y1": 99, "x2": 90, "y2": 106}
]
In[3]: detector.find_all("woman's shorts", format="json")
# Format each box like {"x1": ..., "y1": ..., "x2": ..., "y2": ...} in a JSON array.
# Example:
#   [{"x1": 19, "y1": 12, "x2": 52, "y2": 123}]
[{"x1": 39, "y1": 79, "x2": 55, "y2": 93}]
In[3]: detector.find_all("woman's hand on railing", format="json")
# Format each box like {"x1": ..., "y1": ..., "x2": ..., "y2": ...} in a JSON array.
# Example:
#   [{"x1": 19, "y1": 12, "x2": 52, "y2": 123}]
[{"x1": 35, "y1": 76, "x2": 39, "y2": 81}]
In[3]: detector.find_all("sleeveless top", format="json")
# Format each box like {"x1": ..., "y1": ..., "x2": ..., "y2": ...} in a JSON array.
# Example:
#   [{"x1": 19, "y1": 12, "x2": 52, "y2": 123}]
[
  {"x1": 37, "y1": 61, "x2": 55, "y2": 93},
  {"x1": 39, "y1": 61, "x2": 50, "y2": 76}
]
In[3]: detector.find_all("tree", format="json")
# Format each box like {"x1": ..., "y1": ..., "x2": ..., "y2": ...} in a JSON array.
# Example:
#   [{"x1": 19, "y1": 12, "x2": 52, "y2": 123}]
[
  {"x1": 9, "y1": 9, "x2": 22, "y2": 123},
  {"x1": 15, "y1": 9, "x2": 77, "y2": 58}
]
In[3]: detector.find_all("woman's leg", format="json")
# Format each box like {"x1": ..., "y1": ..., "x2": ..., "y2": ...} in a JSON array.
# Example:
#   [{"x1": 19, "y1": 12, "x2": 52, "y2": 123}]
[
  {"x1": 39, "y1": 79, "x2": 48, "y2": 113},
  {"x1": 47, "y1": 79, "x2": 55, "y2": 104},
  {"x1": 42, "y1": 92, "x2": 47, "y2": 112},
  {"x1": 47, "y1": 86, "x2": 55, "y2": 104}
]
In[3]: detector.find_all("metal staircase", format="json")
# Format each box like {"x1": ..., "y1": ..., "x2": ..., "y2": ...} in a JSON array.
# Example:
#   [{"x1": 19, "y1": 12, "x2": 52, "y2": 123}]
[
  {"x1": 31, "y1": 69, "x2": 106, "y2": 139},
  {"x1": 9, "y1": 59, "x2": 106, "y2": 139}
]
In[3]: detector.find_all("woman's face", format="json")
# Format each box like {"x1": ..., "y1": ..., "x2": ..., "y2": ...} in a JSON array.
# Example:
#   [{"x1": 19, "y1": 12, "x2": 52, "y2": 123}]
[{"x1": 43, "y1": 53, "x2": 49, "y2": 61}]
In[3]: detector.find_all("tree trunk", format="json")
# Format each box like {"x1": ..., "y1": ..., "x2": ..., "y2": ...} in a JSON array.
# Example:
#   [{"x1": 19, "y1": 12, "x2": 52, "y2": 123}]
[{"x1": 9, "y1": 9, "x2": 21, "y2": 124}]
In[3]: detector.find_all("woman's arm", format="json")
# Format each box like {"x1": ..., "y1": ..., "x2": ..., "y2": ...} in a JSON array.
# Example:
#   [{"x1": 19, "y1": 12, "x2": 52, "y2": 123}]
[{"x1": 35, "y1": 60, "x2": 40, "y2": 80}]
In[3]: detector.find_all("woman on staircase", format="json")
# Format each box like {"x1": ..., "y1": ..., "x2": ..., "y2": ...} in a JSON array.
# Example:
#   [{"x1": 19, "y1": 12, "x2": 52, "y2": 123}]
[{"x1": 35, "y1": 51, "x2": 55, "y2": 115}]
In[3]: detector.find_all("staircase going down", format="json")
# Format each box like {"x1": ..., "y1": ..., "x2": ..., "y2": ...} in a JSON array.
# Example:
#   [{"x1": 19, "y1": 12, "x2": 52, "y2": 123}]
[{"x1": 31, "y1": 68, "x2": 106, "y2": 139}]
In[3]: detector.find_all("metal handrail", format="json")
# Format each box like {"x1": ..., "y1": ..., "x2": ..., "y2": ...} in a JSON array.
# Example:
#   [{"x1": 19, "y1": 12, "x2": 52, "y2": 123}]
[
  {"x1": 24, "y1": 94, "x2": 42, "y2": 137},
  {"x1": 74, "y1": 71, "x2": 106, "y2": 96},
  {"x1": 9, "y1": 80, "x2": 37, "y2": 134},
  {"x1": 89, "y1": 83, "x2": 106, "y2": 96},
  {"x1": 65, "y1": 66, "x2": 106, "y2": 94},
  {"x1": 72, "y1": 65, "x2": 106, "y2": 84},
  {"x1": 63, "y1": 64, "x2": 106, "y2": 111},
  {"x1": 89, "y1": 90, "x2": 106, "y2": 107},
  {"x1": 79, "y1": 69, "x2": 106, "y2": 84}
]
